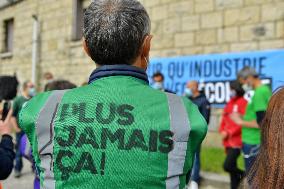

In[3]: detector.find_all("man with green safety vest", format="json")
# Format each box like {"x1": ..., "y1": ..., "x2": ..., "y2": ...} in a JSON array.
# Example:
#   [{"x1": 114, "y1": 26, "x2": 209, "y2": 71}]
[{"x1": 19, "y1": 0, "x2": 207, "y2": 188}]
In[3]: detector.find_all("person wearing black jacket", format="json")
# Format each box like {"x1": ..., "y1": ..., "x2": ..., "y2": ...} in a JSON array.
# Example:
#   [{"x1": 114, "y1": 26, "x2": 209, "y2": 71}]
[
  {"x1": 185, "y1": 81, "x2": 210, "y2": 189},
  {"x1": 0, "y1": 110, "x2": 15, "y2": 180}
]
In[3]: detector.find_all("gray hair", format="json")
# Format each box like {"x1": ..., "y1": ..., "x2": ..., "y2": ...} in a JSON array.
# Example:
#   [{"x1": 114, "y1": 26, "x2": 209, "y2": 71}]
[
  {"x1": 238, "y1": 66, "x2": 259, "y2": 79},
  {"x1": 83, "y1": 0, "x2": 151, "y2": 65}
]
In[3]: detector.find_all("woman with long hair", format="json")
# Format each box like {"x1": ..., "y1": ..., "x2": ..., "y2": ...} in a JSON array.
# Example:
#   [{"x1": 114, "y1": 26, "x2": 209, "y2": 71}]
[
  {"x1": 248, "y1": 87, "x2": 284, "y2": 189},
  {"x1": 219, "y1": 81, "x2": 247, "y2": 189}
]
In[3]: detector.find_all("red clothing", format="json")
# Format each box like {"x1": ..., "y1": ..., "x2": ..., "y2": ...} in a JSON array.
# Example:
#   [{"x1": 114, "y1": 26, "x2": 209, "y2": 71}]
[{"x1": 219, "y1": 97, "x2": 248, "y2": 148}]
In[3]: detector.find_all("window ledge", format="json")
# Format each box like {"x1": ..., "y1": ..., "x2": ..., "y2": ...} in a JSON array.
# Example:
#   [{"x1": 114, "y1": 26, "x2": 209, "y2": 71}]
[
  {"x1": 0, "y1": 52, "x2": 13, "y2": 59},
  {"x1": 69, "y1": 40, "x2": 82, "y2": 48}
]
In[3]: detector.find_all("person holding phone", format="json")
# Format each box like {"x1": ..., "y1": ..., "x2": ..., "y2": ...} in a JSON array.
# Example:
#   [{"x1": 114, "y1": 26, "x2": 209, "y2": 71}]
[{"x1": 0, "y1": 109, "x2": 15, "y2": 180}]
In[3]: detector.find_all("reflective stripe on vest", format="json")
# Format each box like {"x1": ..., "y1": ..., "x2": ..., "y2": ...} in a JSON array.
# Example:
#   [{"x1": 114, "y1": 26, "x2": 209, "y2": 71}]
[
  {"x1": 36, "y1": 90, "x2": 66, "y2": 189},
  {"x1": 166, "y1": 93, "x2": 191, "y2": 189}
]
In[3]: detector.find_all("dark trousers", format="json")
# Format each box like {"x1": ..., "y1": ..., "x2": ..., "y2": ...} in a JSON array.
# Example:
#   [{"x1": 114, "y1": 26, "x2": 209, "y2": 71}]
[
  {"x1": 223, "y1": 148, "x2": 244, "y2": 189},
  {"x1": 242, "y1": 143, "x2": 260, "y2": 173},
  {"x1": 191, "y1": 145, "x2": 201, "y2": 183},
  {"x1": 186, "y1": 145, "x2": 201, "y2": 184},
  {"x1": 15, "y1": 131, "x2": 24, "y2": 172}
]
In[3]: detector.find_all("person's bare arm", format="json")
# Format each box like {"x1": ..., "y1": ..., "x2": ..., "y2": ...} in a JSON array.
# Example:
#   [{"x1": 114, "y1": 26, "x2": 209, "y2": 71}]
[
  {"x1": 11, "y1": 116, "x2": 21, "y2": 133},
  {"x1": 230, "y1": 113, "x2": 259, "y2": 128},
  {"x1": 240, "y1": 120, "x2": 259, "y2": 128}
]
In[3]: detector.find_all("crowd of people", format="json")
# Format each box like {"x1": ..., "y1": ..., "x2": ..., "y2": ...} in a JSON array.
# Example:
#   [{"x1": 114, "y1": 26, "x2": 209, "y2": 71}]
[
  {"x1": 150, "y1": 66, "x2": 272, "y2": 189},
  {"x1": 0, "y1": 0, "x2": 282, "y2": 189}
]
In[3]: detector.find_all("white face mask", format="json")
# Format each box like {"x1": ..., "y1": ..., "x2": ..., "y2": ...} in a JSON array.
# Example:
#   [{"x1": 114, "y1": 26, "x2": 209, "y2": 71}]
[
  {"x1": 152, "y1": 82, "x2": 163, "y2": 90},
  {"x1": 28, "y1": 87, "x2": 36, "y2": 97},
  {"x1": 185, "y1": 88, "x2": 193, "y2": 97},
  {"x1": 242, "y1": 84, "x2": 253, "y2": 92}
]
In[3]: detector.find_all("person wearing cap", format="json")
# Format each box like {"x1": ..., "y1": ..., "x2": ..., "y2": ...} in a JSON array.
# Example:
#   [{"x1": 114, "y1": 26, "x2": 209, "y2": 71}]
[
  {"x1": 18, "y1": 1, "x2": 207, "y2": 188},
  {"x1": 232, "y1": 66, "x2": 272, "y2": 173}
]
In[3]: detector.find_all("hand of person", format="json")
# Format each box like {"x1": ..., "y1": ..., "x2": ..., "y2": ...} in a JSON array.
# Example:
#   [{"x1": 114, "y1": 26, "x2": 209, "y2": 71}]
[
  {"x1": 14, "y1": 125, "x2": 21, "y2": 133},
  {"x1": 0, "y1": 110, "x2": 13, "y2": 136},
  {"x1": 230, "y1": 113, "x2": 243, "y2": 125},
  {"x1": 221, "y1": 131, "x2": 228, "y2": 140}
]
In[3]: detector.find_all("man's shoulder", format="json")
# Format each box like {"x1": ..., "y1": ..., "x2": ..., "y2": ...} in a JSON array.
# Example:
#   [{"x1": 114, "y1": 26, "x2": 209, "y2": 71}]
[
  {"x1": 181, "y1": 97, "x2": 208, "y2": 141},
  {"x1": 253, "y1": 85, "x2": 272, "y2": 100},
  {"x1": 19, "y1": 92, "x2": 52, "y2": 132},
  {"x1": 14, "y1": 95, "x2": 24, "y2": 103},
  {"x1": 194, "y1": 93, "x2": 210, "y2": 105},
  {"x1": 182, "y1": 97, "x2": 208, "y2": 125},
  {"x1": 256, "y1": 85, "x2": 271, "y2": 94}
]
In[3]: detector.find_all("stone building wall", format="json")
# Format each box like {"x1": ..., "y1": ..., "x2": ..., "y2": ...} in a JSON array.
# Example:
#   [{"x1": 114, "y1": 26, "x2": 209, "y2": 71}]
[
  {"x1": 141, "y1": 0, "x2": 284, "y2": 57},
  {"x1": 0, "y1": 0, "x2": 283, "y2": 87}
]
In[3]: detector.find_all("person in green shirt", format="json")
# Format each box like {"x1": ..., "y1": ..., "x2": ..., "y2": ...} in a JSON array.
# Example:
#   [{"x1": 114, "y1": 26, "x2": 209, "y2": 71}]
[
  {"x1": 232, "y1": 67, "x2": 272, "y2": 173},
  {"x1": 18, "y1": 1, "x2": 207, "y2": 188},
  {"x1": 11, "y1": 80, "x2": 36, "y2": 178}
]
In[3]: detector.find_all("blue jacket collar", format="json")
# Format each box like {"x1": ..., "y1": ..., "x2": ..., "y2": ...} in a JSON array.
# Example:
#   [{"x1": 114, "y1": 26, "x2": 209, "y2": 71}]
[{"x1": 88, "y1": 65, "x2": 149, "y2": 84}]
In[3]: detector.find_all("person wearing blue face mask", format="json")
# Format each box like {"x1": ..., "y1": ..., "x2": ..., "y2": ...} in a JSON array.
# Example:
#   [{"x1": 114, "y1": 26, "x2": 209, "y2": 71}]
[
  {"x1": 185, "y1": 87, "x2": 193, "y2": 97},
  {"x1": 11, "y1": 81, "x2": 36, "y2": 178},
  {"x1": 185, "y1": 81, "x2": 210, "y2": 189},
  {"x1": 152, "y1": 72, "x2": 173, "y2": 93}
]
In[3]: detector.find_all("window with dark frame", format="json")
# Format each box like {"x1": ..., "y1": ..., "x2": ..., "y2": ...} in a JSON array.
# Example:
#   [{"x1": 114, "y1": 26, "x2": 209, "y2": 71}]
[
  {"x1": 72, "y1": 0, "x2": 89, "y2": 41},
  {"x1": 3, "y1": 18, "x2": 14, "y2": 53}
]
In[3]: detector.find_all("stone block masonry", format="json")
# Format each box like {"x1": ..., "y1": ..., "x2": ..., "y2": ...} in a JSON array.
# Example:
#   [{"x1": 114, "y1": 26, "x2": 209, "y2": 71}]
[{"x1": 0, "y1": 0, "x2": 283, "y2": 87}]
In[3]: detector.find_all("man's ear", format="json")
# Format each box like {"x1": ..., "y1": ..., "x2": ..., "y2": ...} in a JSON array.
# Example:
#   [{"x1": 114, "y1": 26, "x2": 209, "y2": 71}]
[
  {"x1": 140, "y1": 35, "x2": 153, "y2": 70},
  {"x1": 142, "y1": 35, "x2": 153, "y2": 58},
  {"x1": 83, "y1": 39, "x2": 91, "y2": 57}
]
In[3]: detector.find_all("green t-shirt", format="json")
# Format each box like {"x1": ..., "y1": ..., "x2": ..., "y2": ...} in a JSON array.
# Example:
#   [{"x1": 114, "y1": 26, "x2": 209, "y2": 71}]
[
  {"x1": 242, "y1": 85, "x2": 272, "y2": 145},
  {"x1": 19, "y1": 76, "x2": 207, "y2": 189},
  {"x1": 13, "y1": 95, "x2": 29, "y2": 119}
]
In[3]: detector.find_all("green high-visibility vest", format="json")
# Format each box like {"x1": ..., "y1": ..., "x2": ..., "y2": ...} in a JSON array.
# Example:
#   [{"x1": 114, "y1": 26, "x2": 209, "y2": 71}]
[{"x1": 19, "y1": 75, "x2": 207, "y2": 189}]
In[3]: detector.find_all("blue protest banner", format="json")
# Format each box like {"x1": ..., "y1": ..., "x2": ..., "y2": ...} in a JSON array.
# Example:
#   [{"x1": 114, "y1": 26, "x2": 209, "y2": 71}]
[{"x1": 148, "y1": 49, "x2": 284, "y2": 106}]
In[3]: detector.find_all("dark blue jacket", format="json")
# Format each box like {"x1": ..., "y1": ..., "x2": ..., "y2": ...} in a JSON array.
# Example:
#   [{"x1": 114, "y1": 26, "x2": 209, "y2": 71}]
[
  {"x1": 190, "y1": 93, "x2": 211, "y2": 124},
  {"x1": 0, "y1": 135, "x2": 15, "y2": 180}
]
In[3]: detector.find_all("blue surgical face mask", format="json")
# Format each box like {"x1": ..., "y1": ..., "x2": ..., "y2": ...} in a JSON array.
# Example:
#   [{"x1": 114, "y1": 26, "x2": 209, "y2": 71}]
[
  {"x1": 152, "y1": 82, "x2": 163, "y2": 90},
  {"x1": 185, "y1": 88, "x2": 193, "y2": 97},
  {"x1": 28, "y1": 87, "x2": 36, "y2": 97}
]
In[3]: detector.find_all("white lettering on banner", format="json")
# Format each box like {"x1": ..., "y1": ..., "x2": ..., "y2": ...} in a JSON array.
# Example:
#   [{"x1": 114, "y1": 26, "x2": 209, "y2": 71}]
[
  {"x1": 198, "y1": 79, "x2": 271, "y2": 105},
  {"x1": 148, "y1": 49, "x2": 284, "y2": 106}
]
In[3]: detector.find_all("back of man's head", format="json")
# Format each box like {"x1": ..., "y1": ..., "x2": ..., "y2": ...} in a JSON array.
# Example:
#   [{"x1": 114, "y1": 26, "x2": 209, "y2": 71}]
[
  {"x1": 83, "y1": 0, "x2": 151, "y2": 65},
  {"x1": 44, "y1": 80, "x2": 77, "y2": 91}
]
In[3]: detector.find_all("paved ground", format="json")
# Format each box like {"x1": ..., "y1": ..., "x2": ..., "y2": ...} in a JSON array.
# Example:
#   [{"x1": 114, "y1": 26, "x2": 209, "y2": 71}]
[
  {"x1": 2, "y1": 159, "x2": 34, "y2": 189},
  {"x1": 2, "y1": 160, "x2": 226, "y2": 189}
]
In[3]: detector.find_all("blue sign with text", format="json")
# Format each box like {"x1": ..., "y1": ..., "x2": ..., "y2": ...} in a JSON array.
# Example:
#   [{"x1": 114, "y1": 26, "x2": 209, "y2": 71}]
[{"x1": 148, "y1": 49, "x2": 284, "y2": 105}]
